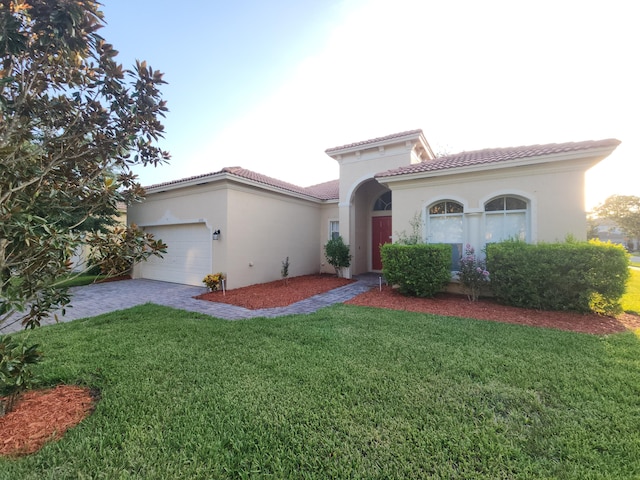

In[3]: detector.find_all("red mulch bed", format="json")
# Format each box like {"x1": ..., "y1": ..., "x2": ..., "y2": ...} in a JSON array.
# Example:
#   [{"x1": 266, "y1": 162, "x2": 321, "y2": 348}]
[
  {"x1": 195, "y1": 274, "x2": 355, "y2": 309},
  {"x1": 0, "y1": 386, "x2": 97, "y2": 457},
  {"x1": 346, "y1": 285, "x2": 640, "y2": 335}
]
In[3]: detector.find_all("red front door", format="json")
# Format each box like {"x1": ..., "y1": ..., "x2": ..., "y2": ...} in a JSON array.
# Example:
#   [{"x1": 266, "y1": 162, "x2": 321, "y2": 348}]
[{"x1": 372, "y1": 216, "x2": 392, "y2": 270}]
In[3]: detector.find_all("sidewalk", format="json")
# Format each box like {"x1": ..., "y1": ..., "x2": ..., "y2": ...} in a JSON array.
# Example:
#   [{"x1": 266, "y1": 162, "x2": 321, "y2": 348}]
[{"x1": 0, "y1": 275, "x2": 380, "y2": 334}]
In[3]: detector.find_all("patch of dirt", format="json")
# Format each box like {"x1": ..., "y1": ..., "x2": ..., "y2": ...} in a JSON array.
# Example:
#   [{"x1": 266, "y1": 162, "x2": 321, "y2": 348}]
[
  {"x1": 0, "y1": 385, "x2": 97, "y2": 457},
  {"x1": 195, "y1": 274, "x2": 355, "y2": 309},
  {"x1": 346, "y1": 286, "x2": 639, "y2": 335}
]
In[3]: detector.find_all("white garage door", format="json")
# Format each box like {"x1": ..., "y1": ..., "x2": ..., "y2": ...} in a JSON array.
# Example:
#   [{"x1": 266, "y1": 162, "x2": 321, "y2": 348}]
[{"x1": 138, "y1": 224, "x2": 211, "y2": 286}]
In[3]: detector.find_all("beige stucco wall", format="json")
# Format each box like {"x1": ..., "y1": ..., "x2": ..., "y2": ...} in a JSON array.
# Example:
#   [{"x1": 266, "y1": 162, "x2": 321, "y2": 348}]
[
  {"x1": 318, "y1": 202, "x2": 339, "y2": 274},
  {"x1": 127, "y1": 183, "x2": 228, "y2": 283},
  {"x1": 129, "y1": 181, "x2": 324, "y2": 289},
  {"x1": 385, "y1": 161, "x2": 589, "y2": 250},
  {"x1": 223, "y1": 185, "x2": 321, "y2": 288}
]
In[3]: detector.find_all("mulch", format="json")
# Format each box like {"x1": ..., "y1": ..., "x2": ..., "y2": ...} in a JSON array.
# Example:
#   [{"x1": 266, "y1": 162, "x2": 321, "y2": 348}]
[
  {"x1": 0, "y1": 386, "x2": 97, "y2": 457},
  {"x1": 195, "y1": 274, "x2": 355, "y2": 309},
  {"x1": 346, "y1": 286, "x2": 639, "y2": 335}
]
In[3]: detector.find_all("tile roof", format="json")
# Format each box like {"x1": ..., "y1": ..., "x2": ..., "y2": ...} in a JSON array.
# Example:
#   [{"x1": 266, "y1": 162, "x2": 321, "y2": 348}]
[
  {"x1": 375, "y1": 138, "x2": 621, "y2": 178},
  {"x1": 146, "y1": 166, "x2": 339, "y2": 201},
  {"x1": 325, "y1": 129, "x2": 424, "y2": 154},
  {"x1": 304, "y1": 179, "x2": 340, "y2": 200}
]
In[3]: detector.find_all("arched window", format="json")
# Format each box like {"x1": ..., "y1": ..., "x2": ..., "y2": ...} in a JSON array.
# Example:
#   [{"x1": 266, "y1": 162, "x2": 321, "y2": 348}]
[
  {"x1": 484, "y1": 196, "x2": 527, "y2": 242},
  {"x1": 373, "y1": 191, "x2": 392, "y2": 211},
  {"x1": 427, "y1": 200, "x2": 464, "y2": 269}
]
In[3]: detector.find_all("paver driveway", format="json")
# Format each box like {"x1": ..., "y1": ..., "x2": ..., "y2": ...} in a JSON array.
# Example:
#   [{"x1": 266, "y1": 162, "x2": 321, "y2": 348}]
[{"x1": 0, "y1": 278, "x2": 376, "y2": 334}]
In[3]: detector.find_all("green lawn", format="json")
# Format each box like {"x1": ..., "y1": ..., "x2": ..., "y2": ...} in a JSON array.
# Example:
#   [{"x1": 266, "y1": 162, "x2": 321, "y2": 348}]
[
  {"x1": 55, "y1": 273, "x2": 108, "y2": 288},
  {"x1": 622, "y1": 268, "x2": 640, "y2": 314},
  {"x1": 1, "y1": 305, "x2": 639, "y2": 479}
]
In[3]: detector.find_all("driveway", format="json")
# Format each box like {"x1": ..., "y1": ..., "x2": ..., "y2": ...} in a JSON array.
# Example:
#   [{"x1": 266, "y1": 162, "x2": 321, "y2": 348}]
[{"x1": 0, "y1": 278, "x2": 375, "y2": 334}]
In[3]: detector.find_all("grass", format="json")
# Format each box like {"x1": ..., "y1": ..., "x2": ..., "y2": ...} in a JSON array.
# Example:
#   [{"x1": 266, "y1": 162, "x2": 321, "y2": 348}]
[
  {"x1": 55, "y1": 273, "x2": 107, "y2": 288},
  {"x1": 1, "y1": 305, "x2": 640, "y2": 479},
  {"x1": 622, "y1": 268, "x2": 640, "y2": 315}
]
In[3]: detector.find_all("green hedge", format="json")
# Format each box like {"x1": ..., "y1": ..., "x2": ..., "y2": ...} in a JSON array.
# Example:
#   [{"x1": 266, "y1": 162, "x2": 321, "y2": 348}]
[
  {"x1": 381, "y1": 244, "x2": 452, "y2": 297},
  {"x1": 486, "y1": 240, "x2": 629, "y2": 314}
]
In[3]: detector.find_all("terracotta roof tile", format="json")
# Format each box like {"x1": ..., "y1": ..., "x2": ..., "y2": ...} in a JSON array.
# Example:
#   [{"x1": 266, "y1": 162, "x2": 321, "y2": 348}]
[
  {"x1": 304, "y1": 179, "x2": 339, "y2": 200},
  {"x1": 375, "y1": 138, "x2": 621, "y2": 178},
  {"x1": 325, "y1": 129, "x2": 423, "y2": 154},
  {"x1": 146, "y1": 167, "x2": 338, "y2": 201}
]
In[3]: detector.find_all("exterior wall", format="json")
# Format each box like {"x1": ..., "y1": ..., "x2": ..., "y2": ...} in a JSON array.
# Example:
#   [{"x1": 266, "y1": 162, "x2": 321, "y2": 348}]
[
  {"x1": 127, "y1": 183, "x2": 228, "y2": 284},
  {"x1": 385, "y1": 161, "x2": 589, "y2": 251},
  {"x1": 319, "y1": 202, "x2": 339, "y2": 274},
  {"x1": 129, "y1": 181, "x2": 323, "y2": 289},
  {"x1": 333, "y1": 143, "x2": 416, "y2": 276},
  {"x1": 224, "y1": 185, "x2": 321, "y2": 289}
]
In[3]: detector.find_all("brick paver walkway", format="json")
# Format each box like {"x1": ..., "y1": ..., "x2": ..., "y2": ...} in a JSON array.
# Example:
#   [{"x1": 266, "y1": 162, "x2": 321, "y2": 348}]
[{"x1": 0, "y1": 275, "x2": 381, "y2": 333}]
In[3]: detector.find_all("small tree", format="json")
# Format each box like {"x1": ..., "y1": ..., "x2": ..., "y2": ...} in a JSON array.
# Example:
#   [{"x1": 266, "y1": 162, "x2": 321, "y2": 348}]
[
  {"x1": 281, "y1": 256, "x2": 290, "y2": 285},
  {"x1": 324, "y1": 236, "x2": 352, "y2": 277}
]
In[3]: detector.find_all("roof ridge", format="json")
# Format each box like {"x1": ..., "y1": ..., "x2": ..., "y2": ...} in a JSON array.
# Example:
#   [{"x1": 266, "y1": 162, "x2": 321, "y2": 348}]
[{"x1": 325, "y1": 129, "x2": 423, "y2": 154}]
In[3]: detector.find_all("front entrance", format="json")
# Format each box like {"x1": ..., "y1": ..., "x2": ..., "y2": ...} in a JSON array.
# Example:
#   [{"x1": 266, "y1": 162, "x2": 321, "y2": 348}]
[{"x1": 372, "y1": 216, "x2": 392, "y2": 270}]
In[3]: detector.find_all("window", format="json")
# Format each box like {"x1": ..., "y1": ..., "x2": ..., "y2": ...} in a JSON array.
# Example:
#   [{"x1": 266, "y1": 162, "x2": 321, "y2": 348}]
[
  {"x1": 427, "y1": 200, "x2": 464, "y2": 269},
  {"x1": 329, "y1": 221, "x2": 340, "y2": 240},
  {"x1": 484, "y1": 195, "x2": 527, "y2": 242},
  {"x1": 373, "y1": 191, "x2": 392, "y2": 211}
]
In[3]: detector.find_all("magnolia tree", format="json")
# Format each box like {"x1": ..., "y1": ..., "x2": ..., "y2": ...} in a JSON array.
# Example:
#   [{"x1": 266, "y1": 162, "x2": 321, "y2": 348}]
[{"x1": 0, "y1": 0, "x2": 170, "y2": 335}]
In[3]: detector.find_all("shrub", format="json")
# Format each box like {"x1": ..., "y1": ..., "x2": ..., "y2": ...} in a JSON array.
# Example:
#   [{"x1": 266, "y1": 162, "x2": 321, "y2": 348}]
[
  {"x1": 381, "y1": 243, "x2": 452, "y2": 297},
  {"x1": 486, "y1": 239, "x2": 629, "y2": 314},
  {"x1": 281, "y1": 257, "x2": 290, "y2": 285},
  {"x1": 324, "y1": 236, "x2": 352, "y2": 277},
  {"x1": 458, "y1": 244, "x2": 490, "y2": 301},
  {"x1": 203, "y1": 273, "x2": 225, "y2": 291},
  {"x1": 0, "y1": 336, "x2": 42, "y2": 416}
]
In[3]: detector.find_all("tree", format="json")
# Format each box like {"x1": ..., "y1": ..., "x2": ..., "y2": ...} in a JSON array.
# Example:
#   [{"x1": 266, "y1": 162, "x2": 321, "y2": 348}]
[
  {"x1": 324, "y1": 236, "x2": 352, "y2": 277},
  {"x1": 594, "y1": 195, "x2": 640, "y2": 249},
  {"x1": 0, "y1": 0, "x2": 170, "y2": 334}
]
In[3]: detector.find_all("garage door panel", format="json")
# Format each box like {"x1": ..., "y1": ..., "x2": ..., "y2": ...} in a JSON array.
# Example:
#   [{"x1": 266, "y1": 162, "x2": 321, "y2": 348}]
[{"x1": 139, "y1": 224, "x2": 210, "y2": 286}]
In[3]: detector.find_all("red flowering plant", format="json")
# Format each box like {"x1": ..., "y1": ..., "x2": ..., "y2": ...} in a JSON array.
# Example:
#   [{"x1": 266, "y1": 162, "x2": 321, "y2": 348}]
[{"x1": 458, "y1": 244, "x2": 490, "y2": 301}]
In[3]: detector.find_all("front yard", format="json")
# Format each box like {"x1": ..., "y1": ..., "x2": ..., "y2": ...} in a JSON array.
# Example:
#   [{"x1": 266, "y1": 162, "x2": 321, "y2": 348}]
[{"x1": 1, "y1": 304, "x2": 639, "y2": 479}]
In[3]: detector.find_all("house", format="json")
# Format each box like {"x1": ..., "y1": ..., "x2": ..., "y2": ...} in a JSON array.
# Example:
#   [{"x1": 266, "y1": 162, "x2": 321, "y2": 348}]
[
  {"x1": 590, "y1": 217, "x2": 638, "y2": 251},
  {"x1": 127, "y1": 130, "x2": 620, "y2": 288}
]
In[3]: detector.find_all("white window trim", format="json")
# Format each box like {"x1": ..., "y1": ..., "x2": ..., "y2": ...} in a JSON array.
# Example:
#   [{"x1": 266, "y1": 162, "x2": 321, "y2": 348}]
[{"x1": 329, "y1": 220, "x2": 340, "y2": 240}]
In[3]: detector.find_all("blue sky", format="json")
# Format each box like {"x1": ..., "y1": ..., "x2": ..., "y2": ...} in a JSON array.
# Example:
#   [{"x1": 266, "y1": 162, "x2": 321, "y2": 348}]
[{"x1": 100, "y1": 0, "x2": 638, "y2": 210}]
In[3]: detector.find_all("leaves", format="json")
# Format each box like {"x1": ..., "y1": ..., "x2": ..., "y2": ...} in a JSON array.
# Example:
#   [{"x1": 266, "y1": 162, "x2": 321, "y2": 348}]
[
  {"x1": 594, "y1": 195, "x2": 640, "y2": 244},
  {"x1": 1, "y1": 0, "x2": 170, "y2": 330}
]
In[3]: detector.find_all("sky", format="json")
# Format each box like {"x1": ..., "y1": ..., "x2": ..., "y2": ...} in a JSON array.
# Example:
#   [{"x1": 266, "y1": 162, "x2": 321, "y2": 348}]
[{"x1": 100, "y1": 0, "x2": 638, "y2": 210}]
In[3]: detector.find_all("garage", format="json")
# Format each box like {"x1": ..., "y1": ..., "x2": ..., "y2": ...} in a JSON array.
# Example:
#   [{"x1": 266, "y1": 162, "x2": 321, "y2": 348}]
[{"x1": 138, "y1": 223, "x2": 211, "y2": 286}]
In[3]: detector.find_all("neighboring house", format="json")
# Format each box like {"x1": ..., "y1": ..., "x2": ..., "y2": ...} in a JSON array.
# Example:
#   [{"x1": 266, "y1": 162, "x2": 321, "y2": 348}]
[
  {"x1": 127, "y1": 130, "x2": 620, "y2": 288},
  {"x1": 591, "y1": 218, "x2": 638, "y2": 250},
  {"x1": 70, "y1": 202, "x2": 127, "y2": 272}
]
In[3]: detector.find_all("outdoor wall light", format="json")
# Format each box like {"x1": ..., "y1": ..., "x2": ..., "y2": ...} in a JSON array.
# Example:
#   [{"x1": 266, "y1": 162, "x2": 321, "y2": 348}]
[{"x1": 212, "y1": 229, "x2": 221, "y2": 240}]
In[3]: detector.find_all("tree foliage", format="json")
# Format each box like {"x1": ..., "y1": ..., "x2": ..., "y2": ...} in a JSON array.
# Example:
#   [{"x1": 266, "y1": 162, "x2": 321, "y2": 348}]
[
  {"x1": 324, "y1": 236, "x2": 351, "y2": 277},
  {"x1": 0, "y1": 0, "x2": 170, "y2": 331},
  {"x1": 594, "y1": 195, "x2": 640, "y2": 244}
]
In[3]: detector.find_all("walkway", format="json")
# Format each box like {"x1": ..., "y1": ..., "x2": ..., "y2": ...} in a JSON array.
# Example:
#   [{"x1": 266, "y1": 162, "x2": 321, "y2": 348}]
[{"x1": 0, "y1": 275, "x2": 381, "y2": 334}]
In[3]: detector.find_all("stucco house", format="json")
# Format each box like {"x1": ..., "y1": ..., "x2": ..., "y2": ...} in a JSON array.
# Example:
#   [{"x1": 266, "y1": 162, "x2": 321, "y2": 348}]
[{"x1": 127, "y1": 129, "x2": 620, "y2": 289}]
